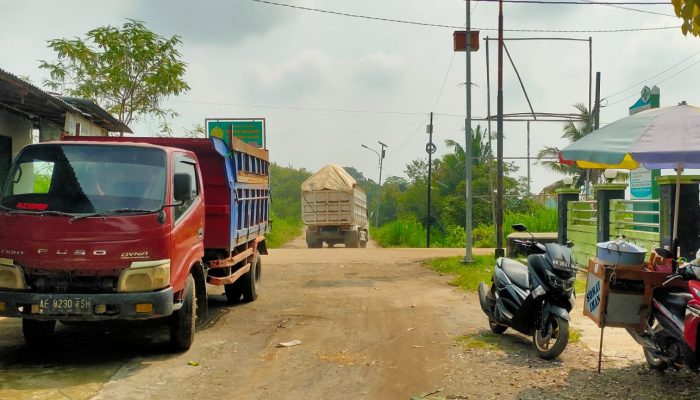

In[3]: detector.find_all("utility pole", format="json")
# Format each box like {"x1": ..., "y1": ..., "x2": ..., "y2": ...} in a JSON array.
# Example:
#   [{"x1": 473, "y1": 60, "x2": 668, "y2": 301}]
[
  {"x1": 361, "y1": 142, "x2": 387, "y2": 227},
  {"x1": 594, "y1": 72, "x2": 601, "y2": 130},
  {"x1": 495, "y1": 0, "x2": 505, "y2": 258},
  {"x1": 527, "y1": 121, "x2": 531, "y2": 195},
  {"x1": 426, "y1": 113, "x2": 435, "y2": 248},
  {"x1": 464, "y1": 0, "x2": 474, "y2": 263}
]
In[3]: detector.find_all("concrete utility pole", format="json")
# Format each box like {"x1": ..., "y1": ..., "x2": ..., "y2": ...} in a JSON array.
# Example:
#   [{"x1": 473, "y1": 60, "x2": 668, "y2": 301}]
[
  {"x1": 426, "y1": 112, "x2": 435, "y2": 248},
  {"x1": 495, "y1": 0, "x2": 505, "y2": 258},
  {"x1": 464, "y1": 0, "x2": 474, "y2": 263},
  {"x1": 361, "y1": 142, "x2": 387, "y2": 227}
]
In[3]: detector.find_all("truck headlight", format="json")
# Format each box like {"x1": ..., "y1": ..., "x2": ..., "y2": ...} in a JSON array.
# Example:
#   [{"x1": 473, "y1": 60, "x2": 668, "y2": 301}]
[
  {"x1": 0, "y1": 259, "x2": 27, "y2": 290},
  {"x1": 117, "y1": 260, "x2": 170, "y2": 293}
]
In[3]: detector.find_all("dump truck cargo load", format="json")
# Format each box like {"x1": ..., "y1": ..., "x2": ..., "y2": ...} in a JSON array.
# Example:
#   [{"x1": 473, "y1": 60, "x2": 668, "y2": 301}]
[{"x1": 301, "y1": 164, "x2": 368, "y2": 248}]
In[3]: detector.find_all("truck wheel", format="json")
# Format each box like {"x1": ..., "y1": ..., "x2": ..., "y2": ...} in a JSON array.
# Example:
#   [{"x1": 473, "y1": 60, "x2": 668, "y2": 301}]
[
  {"x1": 359, "y1": 231, "x2": 368, "y2": 248},
  {"x1": 224, "y1": 280, "x2": 243, "y2": 304},
  {"x1": 307, "y1": 241, "x2": 322, "y2": 248},
  {"x1": 170, "y1": 273, "x2": 196, "y2": 352},
  {"x1": 241, "y1": 253, "x2": 261, "y2": 302},
  {"x1": 22, "y1": 319, "x2": 56, "y2": 346},
  {"x1": 345, "y1": 232, "x2": 359, "y2": 248}
]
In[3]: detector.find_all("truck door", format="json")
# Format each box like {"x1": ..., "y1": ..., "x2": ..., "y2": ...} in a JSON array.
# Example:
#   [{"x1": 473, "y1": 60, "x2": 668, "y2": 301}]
[{"x1": 170, "y1": 155, "x2": 205, "y2": 291}]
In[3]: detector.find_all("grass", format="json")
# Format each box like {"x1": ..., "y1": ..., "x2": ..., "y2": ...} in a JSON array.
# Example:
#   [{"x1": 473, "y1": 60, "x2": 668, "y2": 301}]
[
  {"x1": 373, "y1": 216, "x2": 427, "y2": 247},
  {"x1": 266, "y1": 217, "x2": 303, "y2": 248},
  {"x1": 425, "y1": 255, "x2": 496, "y2": 291},
  {"x1": 455, "y1": 332, "x2": 502, "y2": 350}
]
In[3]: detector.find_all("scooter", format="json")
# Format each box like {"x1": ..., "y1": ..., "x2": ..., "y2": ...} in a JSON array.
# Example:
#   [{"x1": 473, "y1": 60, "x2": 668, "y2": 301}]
[
  {"x1": 478, "y1": 224, "x2": 577, "y2": 359},
  {"x1": 627, "y1": 247, "x2": 700, "y2": 371}
]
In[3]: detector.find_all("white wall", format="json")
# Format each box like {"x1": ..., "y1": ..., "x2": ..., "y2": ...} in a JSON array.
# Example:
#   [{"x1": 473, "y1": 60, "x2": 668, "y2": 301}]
[
  {"x1": 64, "y1": 112, "x2": 107, "y2": 137},
  {"x1": 0, "y1": 108, "x2": 33, "y2": 156}
]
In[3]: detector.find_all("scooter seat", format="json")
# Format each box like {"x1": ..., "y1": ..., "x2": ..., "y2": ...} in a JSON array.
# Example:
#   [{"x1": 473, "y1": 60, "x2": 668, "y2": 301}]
[
  {"x1": 657, "y1": 291, "x2": 692, "y2": 318},
  {"x1": 497, "y1": 258, "x2": 530, "y2": 289}
]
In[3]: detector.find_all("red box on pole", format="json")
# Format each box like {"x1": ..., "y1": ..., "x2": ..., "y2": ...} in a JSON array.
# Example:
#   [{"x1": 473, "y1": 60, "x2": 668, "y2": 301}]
[{"x1": 453, "y1": 31, "x2": 480, "y2": 52}]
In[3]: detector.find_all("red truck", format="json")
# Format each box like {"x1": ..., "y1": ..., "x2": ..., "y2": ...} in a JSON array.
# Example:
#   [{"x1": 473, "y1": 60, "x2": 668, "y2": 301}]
[{"x1": 0, "y1": 135, "x2": 270, "y2": 351}]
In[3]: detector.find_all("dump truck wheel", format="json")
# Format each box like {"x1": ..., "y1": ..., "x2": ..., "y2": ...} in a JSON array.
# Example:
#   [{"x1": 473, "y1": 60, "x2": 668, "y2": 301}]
[
  {"x1": 224, "y1": 280, "x2": 243, "y2": 304},
  {"x1": 170, "y1": 273, "x2": 196, "y2": 352},
  {"x1": 345, "y1": 232, "x2": 360, "y2": 248},
  {"x1": 241, "y1": 253, "x2": 261, "y2": 302},
  {"x1": 22, "y1": 319, "x2": 56, "y2": 346}
]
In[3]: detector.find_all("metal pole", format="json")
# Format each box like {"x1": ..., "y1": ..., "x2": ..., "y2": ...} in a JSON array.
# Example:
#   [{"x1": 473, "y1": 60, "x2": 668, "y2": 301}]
[
  {"x1": 486, "y1": 37, "x2": 496, "y2": 228},
  {"x1": 594, "y1": 72, "x2": 601, "y2": 131},
  {"x1": 427, "y1": 112, "x2": 433, "y2": 248},
  {"x1": 588, "y1": 37, "x2": 593, "y2": 122},
  {"x1": 465, "y1": 0, "x2": 474, "y2": 263},
  {"x1": 496, "y1": 0, "x2": 505, "y2": 258},
  {"x1": 527, "y1": 121, "x2": 531, "y2": 195}
]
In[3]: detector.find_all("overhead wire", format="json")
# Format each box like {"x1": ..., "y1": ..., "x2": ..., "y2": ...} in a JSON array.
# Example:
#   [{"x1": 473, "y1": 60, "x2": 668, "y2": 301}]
[
  {"x1": 249, "y1": 0, "x2": 678, "y2": 33},
  {"x1": 603, "y1": 51, "x2": 700, "y2": 102}
]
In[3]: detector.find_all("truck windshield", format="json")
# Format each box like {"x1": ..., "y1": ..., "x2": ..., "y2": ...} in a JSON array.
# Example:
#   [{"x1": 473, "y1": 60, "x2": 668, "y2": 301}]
[{"x1": 0, "y1": 144, "x2": 166, "y2": 214}]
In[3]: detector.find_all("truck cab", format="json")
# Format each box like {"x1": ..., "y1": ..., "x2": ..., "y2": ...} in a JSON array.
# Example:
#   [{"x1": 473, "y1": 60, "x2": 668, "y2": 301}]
[{"x1": 0, "y1": 136, "x2": 269, "y2": 351}]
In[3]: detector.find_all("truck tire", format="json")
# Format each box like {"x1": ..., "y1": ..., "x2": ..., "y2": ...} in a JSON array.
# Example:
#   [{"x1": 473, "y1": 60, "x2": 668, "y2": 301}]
[
  {"x1": 224, "y1": 280, "x2": 243, "y2": 304},
  {"x1": 170, "y1": 273, "x2": 196, "y2": 352},
  {"x1": 359, "y1": 230, "x2": 368, "y2": 248},
  {"x1": 307, "y1": 241, "x2": 322, "y2": 248},
  {"x1": 241, "y1": 253, "x2": 261, "y2": 302},
  {"x1": 22, "y1": 319, "x2": 56, "y2": 346},
  {"x1": 344, "y1": 232, "x2": 359, "y2": 248}
]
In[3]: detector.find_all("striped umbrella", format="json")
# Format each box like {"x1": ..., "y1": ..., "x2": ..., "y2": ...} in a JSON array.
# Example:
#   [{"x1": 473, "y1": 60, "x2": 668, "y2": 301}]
[{"x1": 561, "y1": 104, "x2": 700, "y2": 244}]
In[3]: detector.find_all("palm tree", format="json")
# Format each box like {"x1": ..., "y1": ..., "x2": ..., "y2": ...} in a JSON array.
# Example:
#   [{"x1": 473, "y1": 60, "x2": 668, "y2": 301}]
[{"x1": 536, "y1": 103, "x2": 601, "y2": 192}]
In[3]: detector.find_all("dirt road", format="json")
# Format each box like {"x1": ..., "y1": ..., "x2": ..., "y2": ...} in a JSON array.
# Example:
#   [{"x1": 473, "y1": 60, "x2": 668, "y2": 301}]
[{"x1": 0, "y1": 242, "x2": 696, "y2": 399}]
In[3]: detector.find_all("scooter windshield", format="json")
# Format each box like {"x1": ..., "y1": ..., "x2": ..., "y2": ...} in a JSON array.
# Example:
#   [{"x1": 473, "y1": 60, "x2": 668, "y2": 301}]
[{"x1": 544, "y1": 243, "x2": 576, "y2": 275}]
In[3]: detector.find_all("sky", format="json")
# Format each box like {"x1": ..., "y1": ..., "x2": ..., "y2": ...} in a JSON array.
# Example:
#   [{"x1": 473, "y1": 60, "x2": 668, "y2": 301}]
[{"x1": 2, "y1": 0, "x2": 699, "y2": 193}]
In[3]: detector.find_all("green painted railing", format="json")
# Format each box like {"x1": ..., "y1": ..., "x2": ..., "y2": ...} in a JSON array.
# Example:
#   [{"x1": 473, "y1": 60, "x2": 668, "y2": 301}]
[
  {"x1": 567, "y1": 201, "x2": 597, "y2": 266},
  {"x1": 566, "y1": 199, "x2": 660, "y2": 266}
]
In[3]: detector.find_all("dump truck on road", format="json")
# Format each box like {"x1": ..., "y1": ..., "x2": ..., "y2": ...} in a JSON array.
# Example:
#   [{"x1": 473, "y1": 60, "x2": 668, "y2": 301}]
[{"x1": 301, "y1": 165, "x2": 368, "y2": 248}]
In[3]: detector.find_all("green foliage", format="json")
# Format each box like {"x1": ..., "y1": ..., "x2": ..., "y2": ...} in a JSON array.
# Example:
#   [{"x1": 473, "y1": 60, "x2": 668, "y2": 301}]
[
  {"x1": 269, "y1": 163, "x2": 311, "y2": 221},
  {"x1": 673, "y1": 0, "x2": 700, "y2": 36},
  {"x1": 266, "y1": 215, "x2": 303, "y2": 249},
  {"x1": 424, "y1": 255, "x2": 496, "y2": 291},
  {"x1": 373, "y1": 215, "x2": 427, "y2": 247},
  {"x1": 39, "y1": 19, "x2": 189, "y2": 132}
]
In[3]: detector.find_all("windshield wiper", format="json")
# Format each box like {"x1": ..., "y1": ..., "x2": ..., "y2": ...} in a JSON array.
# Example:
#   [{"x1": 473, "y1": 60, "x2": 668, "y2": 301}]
[
  {"x1": 106, "y1": 208, "x2": 158, "y2": 214},
  {"x1": 71, "y1": 208, "x2": 158, "y2": 221}
]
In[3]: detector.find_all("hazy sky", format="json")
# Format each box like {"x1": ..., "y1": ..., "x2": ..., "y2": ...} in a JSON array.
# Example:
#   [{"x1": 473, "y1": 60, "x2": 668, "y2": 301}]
[{"x1": 2, "y1": 0, "x2": 698, "y2": 193}]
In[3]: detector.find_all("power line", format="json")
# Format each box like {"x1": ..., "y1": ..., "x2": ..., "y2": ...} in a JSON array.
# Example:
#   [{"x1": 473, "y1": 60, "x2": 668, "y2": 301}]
[
  {"x1": 432, "y1": 53, "x2": 456, "y2": 111},
  {"x1": 249, "y1": 0, "x2": 678, "y2": 33},
  {"x1": 480, "y1": 0, "x2": 670, "y2": 4},
  {"x1": 172, "y1": 99, "x2": 426, "y2": 116},
  {"x1": 603, "y1": 51, "x2": 700, "y2": 101}
]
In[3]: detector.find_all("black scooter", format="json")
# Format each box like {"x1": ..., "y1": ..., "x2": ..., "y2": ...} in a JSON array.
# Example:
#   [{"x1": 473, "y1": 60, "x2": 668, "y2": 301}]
[{"x1": 478, "y1": 224, "x2": 577, "y2": 359}]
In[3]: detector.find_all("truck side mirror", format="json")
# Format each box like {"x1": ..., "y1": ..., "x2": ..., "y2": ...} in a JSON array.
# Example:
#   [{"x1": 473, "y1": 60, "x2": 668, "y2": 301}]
[{"x1": 173, "y1": 173, "x2": 193, "y2": 202}]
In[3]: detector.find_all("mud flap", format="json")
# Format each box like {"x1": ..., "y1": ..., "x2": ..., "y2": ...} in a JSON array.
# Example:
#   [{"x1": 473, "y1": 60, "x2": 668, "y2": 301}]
[{"x1": 546, "y1": 303, "x2": 570, "y2": 322}]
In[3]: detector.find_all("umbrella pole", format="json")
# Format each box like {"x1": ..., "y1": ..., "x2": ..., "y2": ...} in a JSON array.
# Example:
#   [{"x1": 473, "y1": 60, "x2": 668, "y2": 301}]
[{"x1": 673, "y1": 164, "x2": 682, "y2": 269}]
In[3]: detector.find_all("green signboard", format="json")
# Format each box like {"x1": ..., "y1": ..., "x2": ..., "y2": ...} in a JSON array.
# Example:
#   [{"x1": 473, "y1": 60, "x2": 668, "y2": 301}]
[{"x1": 207, "y1": 120, "x2": 264, "y2": 148}]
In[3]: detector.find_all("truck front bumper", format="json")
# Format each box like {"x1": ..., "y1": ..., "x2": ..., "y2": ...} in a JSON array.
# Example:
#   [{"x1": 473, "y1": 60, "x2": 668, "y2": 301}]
[{"x1": 0, "y1": 288, "x2": 174, "y2": 321}]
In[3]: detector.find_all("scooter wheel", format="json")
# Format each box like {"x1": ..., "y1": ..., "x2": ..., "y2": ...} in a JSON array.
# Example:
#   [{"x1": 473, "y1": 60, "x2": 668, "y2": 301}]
[
  {"x1": 489, "y1": 318, "x2": 507, "y2": 334},
  {"x1": 533, "y1": 315, "x2": 569, "y2": 360}
]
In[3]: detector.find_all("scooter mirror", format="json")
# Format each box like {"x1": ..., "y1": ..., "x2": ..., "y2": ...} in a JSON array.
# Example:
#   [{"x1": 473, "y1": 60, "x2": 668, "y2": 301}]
[
  {"x1": 566, "y1": 240, "x2": 575, "y2": 248},
  {"x1": 512, "y1": 224, "x2": 527, "y2": 232},
  {"x1": 655, "y1": 247, "x2": 674, "y2": 259}
]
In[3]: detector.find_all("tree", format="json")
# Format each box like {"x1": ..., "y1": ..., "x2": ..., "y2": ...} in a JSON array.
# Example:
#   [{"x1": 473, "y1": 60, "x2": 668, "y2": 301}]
[
  {"x1": 536, "y1": 103, "x2": 600, "y2": 191},
  {"x1": 40, "y1": 19, "x2": 189, "y2": 133},
  {"x1": 673, "y1": 0, "x2": 700, "y2": 36}
]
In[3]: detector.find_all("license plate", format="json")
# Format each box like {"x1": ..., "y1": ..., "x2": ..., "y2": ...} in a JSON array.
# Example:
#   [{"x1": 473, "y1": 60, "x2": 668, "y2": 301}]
[{"x1": 38, "y1": 298, "x2": 92, "y2": 315}]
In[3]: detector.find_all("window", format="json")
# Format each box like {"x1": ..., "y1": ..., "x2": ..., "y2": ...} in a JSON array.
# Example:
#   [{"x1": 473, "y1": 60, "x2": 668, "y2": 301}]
[
  {"x1": 173, "y1": 157, "x2": 199, "y2": 222},
  {"x1": 0, "y1": 144, "x2": 166, "y2": 214}
]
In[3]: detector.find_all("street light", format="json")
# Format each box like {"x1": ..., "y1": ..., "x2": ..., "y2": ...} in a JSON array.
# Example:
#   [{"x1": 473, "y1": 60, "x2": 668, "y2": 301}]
[{"x1": 361, "y1": 141, "x2": 387, "y2": 227}]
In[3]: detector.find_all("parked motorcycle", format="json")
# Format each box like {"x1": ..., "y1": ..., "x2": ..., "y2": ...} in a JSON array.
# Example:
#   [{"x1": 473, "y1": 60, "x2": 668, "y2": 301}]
[
  {"x1": 627, "y1": 247, "x2": 700, "y2": 371},
  {"x1": 478, "y1": 224, "x2": 577, "y2": 359}
]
